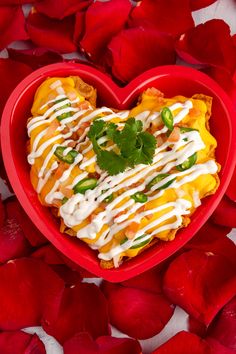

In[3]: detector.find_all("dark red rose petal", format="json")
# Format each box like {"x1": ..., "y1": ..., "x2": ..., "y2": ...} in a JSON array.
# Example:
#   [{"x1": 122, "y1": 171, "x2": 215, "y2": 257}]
[
  {"x1": 0, "y1": 58, "x2": 32, "y2": 117},
  {"x1": 211, "y1": 196, "x2": 236, "y2": 228},
  {"x1": 60, "y1": 253, "x2": 96, "y2": 278},
  {"x1": 32, "y1": 244, "x2": 64, "y2": 265},
  {"x1": 0, "y1": 258, "x2": 64, "y2": 330},
  {"x1": 51, "y1": 265, "x2": 82, "y2": 286},
  {"x1": 151, "y1": 330, "x2": 235, "y2": 354},
  {"x1": 102, "y1": 283, "x2": 174, "y2": 339},
  {"x1": 129, "y1": 0, "x2": 194, "y2": 37},
  {"x1": 35, "y1": 0, "x2": 92, "y2": 19},
  {"x1": 80, "y1": 0, "x2": 131, "y2": 61},
  {"x1": 188, "y1": 316, "x2": 207, "y2": 337},
  {"x1": 26, "y1": 10, "x2": 77, "y2": 54},
  {"x1": 73, "y1": 10, "x2": 86, "y2": 45},
  {"x1": 7, "y1": 48, "x2": 64, "y2": 70},
  {"x1": 205, "y1": 338, "x2": 235, "y2": 354},
  {"x1": 176, "y1": 19, "x2": 236, "y2": 74},
  {"x1": 0, "y1": 5, "x2": 29, "y2": 50},
  {"x1": 0, "y1": 0, "x2": 37, "y2": 3},
  {"x1": 42, "y1": 282, "x2": 109, "y2": 344},
  {"x1": 64, "y1": 332, "x2": 141, "y2": 354},
  {"x1": 0, "y1": 195, "x2": 5, "y2": 228},
  {"x1": 6, "y1": 198, "x2": 47, "y2": 247},
  {"x1": 0, "y1": 331, "x2": 46, "y2": 354},
  {"x1": 208, "y1": 296, "x2": 236, "y2": 350},
  {"x1": 226, "y1": 165, "x2": 236, "y2": 202},
  {"x1": 189, "y1": 0, "x2": 218, "y2": 11},
  {"x1": 185, "y1": 221, "x2": 235, "y2": 266},
  {"x1": 107, "y1": 27, "x2": 176, "y2": 83},
  {"x1": 163, "y1": 249, "x2": 236, "y2": 325}
]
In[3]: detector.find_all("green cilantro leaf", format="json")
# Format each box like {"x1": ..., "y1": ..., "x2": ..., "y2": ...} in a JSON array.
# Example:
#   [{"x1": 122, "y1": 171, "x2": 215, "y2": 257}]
[{"x1": 97, "y1": 150, "x2": 127, "y2": 175}]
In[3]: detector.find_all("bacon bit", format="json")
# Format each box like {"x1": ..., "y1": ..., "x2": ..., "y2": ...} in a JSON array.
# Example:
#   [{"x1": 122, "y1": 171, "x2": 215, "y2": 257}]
[
  {"x1": 61, "y1": 126, "x2": 70, "y2": 134},
  {"x1": 78, "y1": 121, "x2": 90, "y2": 136},
  {"x1": 68, "y1": 141, "x2": 77, "y2": 148},
  {"x1": 71, "y1": 132, "x2": 79, "y2": 140},
  {"x1": 125, "y1": 222, "x2": 140, "y2": 240},
  {"x1": 146, "y1": 87, "x2": 164, "y2": 97},
  {"x1": 44, "y1": 119, "x2": 60, "y2": 139},
  {"x1": 54, "y1": 162, "x2": 68, "y2": 179},
  {"x1": 59, "y1": 186, "x2": 73, "y2": 199},
  {"x1": 89, "y1": 172, "x2": 100, "y2": 179},
  {"x1": 189, "y1": 107, "x2": 201, "y2": 117},
  {"x1": 167, "y1": 126, "x2": 180, "y2": 142}
]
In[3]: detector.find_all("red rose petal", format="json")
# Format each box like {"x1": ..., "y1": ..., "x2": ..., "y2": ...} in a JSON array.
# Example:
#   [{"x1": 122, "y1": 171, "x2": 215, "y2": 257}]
[
  {"x1": 0, "y1": 0, "x2": 37, "y2": 3},
  {"x1": 32, "y1": 244, "x2": 64, "y2": 265},
  {"x1": 189, "y1": 0, "x2": 218, "y2": 11},
  {"x1": 129, "y1": 0, "x2": 194, "y2": 37},
  {"x1": 151, "y1": 330, "x2": 235, "y2": 354},
  {"x1": 107, "y1": 27, "x2": 176, "y2": 83},
  {"x1": 73, "y1": 10, "x2": 86, "y2": 45},
  {"x1": 26, "y1": 10, "x2": 77, "y2": 54},
  {"x1": 0, "y1": 5, "x2": 28, "y2": 50},
  {"x1": 102, "y1": 283, "x2": 174, "y2": 339},
  {"x1": 0, "y1": 58, "x2": 32, "y2": 117},
  {"x1": 6, "y1": 198, "x2": 47, "y2": 247},
  {"x1": 35, "y1": 0, "x2": 92, "y2": 19},
  {"x1": 42, "y1": 282, "x2": 109, "y2": 344},
  {"x1": 51, "y1": 264, "x2": 82, "y2": 286},
  {"x1": 176, "y1": 19, "x2": 236, "y2": 74},
  {"x1": 0, "y1": 331, "x2": 46, "y2": 354},
  {"x1": 7, "y1": 48, "x2": 64, "y2": 70},
  {"x1": 163, "y1": 249, "x2": 236, "y2": 325},
  {"x1": 64, "y1": 332, "x2": 141, "y2": 354},
  {"x1": 211, "y1": 196, "x2": 236, "y2": 228},
  {"x1": 80, "y1": 0, "x2": 131, "y2": 61},
  {"x1": 188, "y1": 316, "x2": 207, "y2": 337},
  {"x1": 206, "y1": 338, "x2": 235, "y2": 354},
  {"x1": 0, "y1": 195, "x2": 5, "y2": 228},
  {"x1": 208, "y1": 296, "x2": 236, "y2": 350},
  {"x1": 0, "y1": 258, "x2": 64, "y2": 330},
  {"x1": 226, "y1": 165, "x2": 236, "y2": 202}
]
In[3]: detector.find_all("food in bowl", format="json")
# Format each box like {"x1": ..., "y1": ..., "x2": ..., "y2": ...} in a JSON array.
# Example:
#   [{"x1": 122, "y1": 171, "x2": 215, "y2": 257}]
[{"x1": 27, "y1": 76, "x2": 220, "y2": 268}]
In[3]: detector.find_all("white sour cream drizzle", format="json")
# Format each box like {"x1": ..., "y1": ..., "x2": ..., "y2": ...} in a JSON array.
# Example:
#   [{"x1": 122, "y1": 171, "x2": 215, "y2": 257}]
[{"x1": 27, "y1": 94, "x2": 218, "y2": 267}]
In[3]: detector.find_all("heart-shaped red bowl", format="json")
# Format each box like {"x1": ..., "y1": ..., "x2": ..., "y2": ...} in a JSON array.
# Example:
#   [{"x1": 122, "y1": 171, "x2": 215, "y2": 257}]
[{"x1": 1, "y1": 63, "x2": 236, "y2": 281}]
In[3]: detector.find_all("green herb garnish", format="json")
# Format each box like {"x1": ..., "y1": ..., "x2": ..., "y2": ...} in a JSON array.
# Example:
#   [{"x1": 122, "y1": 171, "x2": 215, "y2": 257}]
[
  {"x1": 120, "y1": 234, "x2": 151, "y2": 249},
  {"x1": 54, "y1": 98, "x2": 71, "y2": 121},
  {"x1": 147, "y1": 173, "x2": 176, "y2": 190},
  {"x1": 176, "y1": 152, "x2": 197, "y2": 171},
  {"x1": 161, "y1": 107, "x2": 174, "y2": 131},
  {"x1": 131, "y1": 192, "x2": 148, "y2": 203},
  {"x1": 54, "y1": 146, "x2": 78, "y2": 164},
  {"x1": 73, "y1": 178, "x2": 98, "y2": 194}
]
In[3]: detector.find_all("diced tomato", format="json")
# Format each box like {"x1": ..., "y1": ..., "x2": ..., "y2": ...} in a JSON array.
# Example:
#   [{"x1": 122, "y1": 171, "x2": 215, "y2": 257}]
[
  {"x1": 167, "y1": 126, "x2": 180, "y2": 142},
  {"x1": 125, "y1": 222, "x2": 140, "y2": 240},
  {"x1": 44, "y1": 119, "x2": 60, "y2": 139}
]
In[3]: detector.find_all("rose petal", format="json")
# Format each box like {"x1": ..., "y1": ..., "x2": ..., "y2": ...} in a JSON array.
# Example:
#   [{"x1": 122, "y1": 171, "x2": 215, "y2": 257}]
[
  {"x1": 107, "y1": 27, "x2": 176, "y2": 83},
  {"x1": 35, "y1": 0, "x2": 92, "y2": 19},
  {"x1": 0, "y1": 200, "x2": 31, "y2": 263},
  {"x1": 0, "y1": 258, "x2": 64, "y2": 330},
  {"x1": 6, "y1": 198, "x2": 47, "y2": 247},
  {"x1": 7, "y1": 48, "x2": 64, "y2": 70},
  {"x1": 188, "y1": 316, "x2": 207, "y2": 337},
  {"x1": 0, "y1": 58, "x2": 32, "y2": 117},
  {"x1": 208, "y1": 296, "x2": 236, "y2": 350},
  {"x1": 0, "y1": 331, "x2": 46, "y2": 354},
  {"x1": 0, "y1": 5, "x2": 28, "y2": 50},
  {"x1": 102, "y1": 283, "x2": 174, "y2": 339},
  {"x1": 176, "y1": 19, "x2": 236, "y2": 74},
  {"x1": 80, "y1": 0, "x2": 131, "y2": 61},
  {"x1": 0, "y1": 0, "x2": 37, "y2": 3},
  {"x1": 64, "y1": 332, "x2": 141, "y2": 354},
  {"x1": 226, "y1": 165, "x2": 236, "y2": 202},
  {"x1": 60, "y1": 253, "x2": 96, "y2": 278},
  {"x1": 42, "y1": 282, "x2": 109, "y2": 344},
  {"x1": 206, "y1": 338, "x2": 235, "y2": 354},
  {"x1": 0, "y1": 195, "x2": 5, "y2": 228},
  {"x1": 184, "y1": 221, "x2": 235, "y2": 266},
  {"x1": 151, "y1": 330, "x2": 235, "y2": 354},
  {"x1": 73, "y1": 10, "x2": 86, "y2": 45},
  {"x1": 163, "y1": 249, "x2": 236, "y2": 325},
  {"x1": 32, "y1": 245, "x2": 64, "y2": 265},
  {"x1": 51, "y1": 265, "x2": 82, "y2": 286},
  {"x1": 189, "y1": 0, "x2": 218, "y2": 11},
  {"x1": 129, "y1": 0, "x2": 194, "y2": 37},
  {"x1": 26, "y1": 9, "x2": 77, "y2": 54},
  {"x1": 211, "y1": 196, "x2": 236, "y2": 228}
]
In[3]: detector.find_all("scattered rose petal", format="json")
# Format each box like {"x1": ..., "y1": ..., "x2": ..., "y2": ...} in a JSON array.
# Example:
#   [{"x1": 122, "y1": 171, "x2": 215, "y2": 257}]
[
  {"x1": 0, "y1": 5, "x2": 29, "y2": 50},
  {"x1": 7, "y1": 48, "x2": 64, "y2": 70},
  {"x1": 211, "y1": 196, "x2": 236, "y2": 228},
  {"x1": 35, "y1": 0, "x2": 92, "y2": 19},
  {"x1": 163, "y1": 249, "x2": 236, "y2": 325},
  {"x1": 188, "y1": 316, "x2": 207, "y2": 337},
  {"x1": 189, "y1": 0, "x2": 218, "y2": 11},
  {"x1": 205, "y1": 338, "x2": 235, "y2": 354},
  {"x1": 51, "y1": 265, "x2": 82, "y2": 286},
  {"x1": 107, "y1": 27, "x2": 176, "y2": 83},
  {"x1": 6, "y1": 198, "x2": 47, "y2": 247},
  {"x1": 0, "y1": 0, "x2": 37, "y2": 3},
  {"x1": 102, "y1": 282, "x2": 174, "y2": 339},
  {"x1": 64, "y1": 332, "x2": 141, "y2": 354},
  {"x1": 0, "y1": 58, "x2": 32, "y2": 117},
  {"x1": 0, "y1": 331, "x2": 46, "y2": 354},
  {"x1": 32, "y1": 245, "x2": 64, "y2": 265},
  {"x1": 151, "y1": 330, "x2": 235, "y2": 354},
  {"x1": 176, "y1": 19, "x2": 236, "y2": 74},
  {"x1": 226, "y1": 166, "x2": 236, "y2": 202},
  {"x1": 73, "y1": 10, "x2": 86, "y2": 45},
  {"x1": 42, "y1": 282, "x2": 109, "y2": 344},
  {"x1": 26, "y1": 10, "x2": 77, "y2": 54},
  {"x1": 208, "y1": 296, "x2": 236, "y2": 350},
  {"x1": 80, "y1": 0, "x2": 131, "y2": 61},
  {"x1": 0, "y1": 258, "x2": 64, "y2": 330},
  {"x1": 129, "y1": 0, "x2": 194, "y2": 37},
  {"x1": 0, "y1": 195, "x2": 5, "y2": 228}
]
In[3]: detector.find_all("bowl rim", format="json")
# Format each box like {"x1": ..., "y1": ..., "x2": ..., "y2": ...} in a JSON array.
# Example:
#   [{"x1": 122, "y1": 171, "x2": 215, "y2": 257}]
[{"x1": 1, "y1": 63, "x2": 236, "y2": 281}]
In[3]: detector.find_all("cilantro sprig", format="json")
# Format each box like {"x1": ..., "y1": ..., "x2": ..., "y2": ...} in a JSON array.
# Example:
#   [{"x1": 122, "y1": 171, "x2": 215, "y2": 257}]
[{"x1": 88, "y1": 118, "x2": 156, "y2": 175}]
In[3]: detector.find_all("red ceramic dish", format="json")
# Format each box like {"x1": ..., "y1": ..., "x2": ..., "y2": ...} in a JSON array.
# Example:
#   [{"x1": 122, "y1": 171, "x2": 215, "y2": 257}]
[{"x1": 1, "y1": 63, "x2": 236, "y2": 282}]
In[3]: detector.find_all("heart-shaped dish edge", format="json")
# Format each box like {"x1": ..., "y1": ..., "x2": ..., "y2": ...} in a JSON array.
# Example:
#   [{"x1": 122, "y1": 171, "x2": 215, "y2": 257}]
[{"x1": 1, "y1": 63, "x2": 236, "y2": 282}]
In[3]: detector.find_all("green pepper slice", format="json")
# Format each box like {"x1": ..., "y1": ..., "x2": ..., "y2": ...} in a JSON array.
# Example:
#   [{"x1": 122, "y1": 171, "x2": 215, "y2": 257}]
[
  {"x1": 73, "y1": 178, "x2": 98, "y2": 194},
  {"x1": 179, "y1": 127, "x2": 198, "y2": 133},
  {"x1": 161, "y1": 107, "x2": 174, "y2": 131},
  {"x1": 176, "y1": 152, "x2": 197, "y2": 171},
  {"x1": 62, "y1": 197, "x2": 68, "y2": 205},
  {"x1": 130, "y1": 234, "x2": 151, "y2": 249},
  {"x1": 131, "y1": 192, "x2": 148, "y2": 203},
  {"x1": 104, "y1": 194, "x2": 114, "y2": 203},
  {"x1": 54, "y1": 98, "x2": 71, "y2": 121},
  {"x1": 147, "y1": 173, "x2": 175, "y2": 190},
  {"x1": 54, "y1": 146, "x2": 78, "y2": 164}
]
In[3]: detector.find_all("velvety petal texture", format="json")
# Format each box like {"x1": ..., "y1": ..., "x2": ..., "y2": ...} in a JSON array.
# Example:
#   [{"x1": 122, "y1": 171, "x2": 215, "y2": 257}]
[
  {"x1": 211, "y1": 196, "x2": 236, "y2": 228},
  {"x1": 35, "y1": 0, "x2": 92, "y2": 19},
  {"x1": 189, "y1": 0, "x2": 218, "y2": 11},
  {"x1": 0, "y1": 331, "x2": 46, "y2": 354}
]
